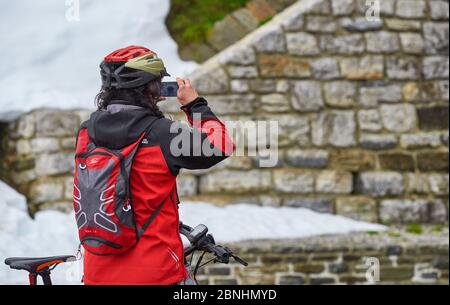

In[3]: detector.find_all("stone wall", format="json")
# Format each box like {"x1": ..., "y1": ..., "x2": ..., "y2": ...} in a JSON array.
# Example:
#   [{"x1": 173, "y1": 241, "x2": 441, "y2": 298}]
[
  {"x1": 0, "y1": 0, "x2": 449, "y2": 223},
  {"x1": 196, "y1": 228, "x2": 449, "y2": 285},
  {"x1": 0, "y1": 110, "x2": 91, "y2": 213},
  {"x1": 171, "y1": 0, "x2": 450, "y2": 224}
]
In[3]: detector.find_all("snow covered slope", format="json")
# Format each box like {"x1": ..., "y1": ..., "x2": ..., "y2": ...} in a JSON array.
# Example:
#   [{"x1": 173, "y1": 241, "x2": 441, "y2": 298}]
[
  {"x1": 0, "y1": 0, "x2": 197, "y2": 115},
  {"x1": 0, "y1": 180, "x2": 385, "y2": 285}
]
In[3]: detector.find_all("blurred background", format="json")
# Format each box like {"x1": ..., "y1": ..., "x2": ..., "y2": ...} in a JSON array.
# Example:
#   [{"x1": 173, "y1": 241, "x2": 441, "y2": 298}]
[{"x1": 0, "y1": 0, "x2": 448, "y2": 285}]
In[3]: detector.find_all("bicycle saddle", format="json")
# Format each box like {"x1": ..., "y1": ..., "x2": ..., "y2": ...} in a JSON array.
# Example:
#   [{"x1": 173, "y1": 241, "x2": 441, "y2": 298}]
[{"x1": 5, "y1": 255, "x2": 76, "y2": 273}]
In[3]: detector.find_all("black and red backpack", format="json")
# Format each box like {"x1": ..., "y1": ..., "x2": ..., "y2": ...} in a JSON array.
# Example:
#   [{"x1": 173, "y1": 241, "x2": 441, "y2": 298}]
[{"x1": 73, "y1": 117, "x2": 161, "y2": 256}]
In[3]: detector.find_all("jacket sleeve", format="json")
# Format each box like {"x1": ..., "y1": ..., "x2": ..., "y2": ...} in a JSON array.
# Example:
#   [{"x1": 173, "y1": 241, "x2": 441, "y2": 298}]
[{"x1": 152, "y1": 97, "x2": 235, "y2": 176}]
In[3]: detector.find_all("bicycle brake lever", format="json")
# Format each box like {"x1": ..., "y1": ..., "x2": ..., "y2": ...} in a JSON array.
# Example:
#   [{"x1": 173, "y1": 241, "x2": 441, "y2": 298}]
[{"x1": 231, "y1": 254, "x2": 249, "y2": 266}]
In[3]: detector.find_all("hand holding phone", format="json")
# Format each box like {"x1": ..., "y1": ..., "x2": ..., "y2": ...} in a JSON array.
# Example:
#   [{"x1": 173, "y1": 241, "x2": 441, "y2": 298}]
[{"x1": 176, "y1": 78, "x2": 199, "y2": 106}]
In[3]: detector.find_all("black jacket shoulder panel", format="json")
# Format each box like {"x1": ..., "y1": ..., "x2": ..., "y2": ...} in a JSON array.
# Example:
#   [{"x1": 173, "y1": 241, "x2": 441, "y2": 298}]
[{"x1": 146, "y1": 117, "x2": 228, "y2": 176}]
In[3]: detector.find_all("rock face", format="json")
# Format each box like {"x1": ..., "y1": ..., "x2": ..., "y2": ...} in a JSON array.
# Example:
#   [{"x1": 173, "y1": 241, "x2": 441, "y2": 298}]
[{"x1": 0, "y1": 0, "x2": 448, "y2": 224}]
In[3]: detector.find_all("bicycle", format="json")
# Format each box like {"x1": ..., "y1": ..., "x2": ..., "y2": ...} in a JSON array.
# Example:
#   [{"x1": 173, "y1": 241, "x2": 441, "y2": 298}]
[{"x1": 4, "y1": 222, "x2": 248, "y2": 285}]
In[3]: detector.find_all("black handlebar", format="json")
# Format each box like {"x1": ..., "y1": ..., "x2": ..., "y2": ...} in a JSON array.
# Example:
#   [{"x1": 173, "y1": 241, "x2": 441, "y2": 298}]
[
  {"x1": 203, "y1": 242, "x2": 248, "y2": 266},
  {"x1": 180, "y1": 223, "x2": 248, "y2": 267}
]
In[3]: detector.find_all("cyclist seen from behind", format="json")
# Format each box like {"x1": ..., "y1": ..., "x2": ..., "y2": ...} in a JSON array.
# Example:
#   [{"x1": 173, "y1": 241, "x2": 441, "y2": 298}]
[{"x1": 73, "y1": 46, "x2": 234, "y2": 285}]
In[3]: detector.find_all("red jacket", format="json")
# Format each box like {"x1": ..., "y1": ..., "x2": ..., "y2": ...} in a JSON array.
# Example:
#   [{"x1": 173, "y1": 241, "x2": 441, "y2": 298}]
[{"x1": 78, "y1": 97, "x2": 234, "y2": 285}]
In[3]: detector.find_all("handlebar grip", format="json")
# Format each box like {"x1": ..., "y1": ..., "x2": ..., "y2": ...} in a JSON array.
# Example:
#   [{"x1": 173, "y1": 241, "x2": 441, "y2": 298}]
[{"x1": 214, "y1": 246, "x2": 229, "y2": 258}]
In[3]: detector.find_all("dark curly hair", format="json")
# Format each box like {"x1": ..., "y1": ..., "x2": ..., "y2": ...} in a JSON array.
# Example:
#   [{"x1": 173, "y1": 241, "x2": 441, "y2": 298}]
[{"x1": 95, "y1": 78, "x2": 164, "y2": 118}]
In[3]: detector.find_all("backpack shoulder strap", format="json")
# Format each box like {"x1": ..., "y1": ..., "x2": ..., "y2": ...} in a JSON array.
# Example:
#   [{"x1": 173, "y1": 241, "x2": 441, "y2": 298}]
[{"x1": 75, "y1": 121, "x2": 92, "y2": 155}]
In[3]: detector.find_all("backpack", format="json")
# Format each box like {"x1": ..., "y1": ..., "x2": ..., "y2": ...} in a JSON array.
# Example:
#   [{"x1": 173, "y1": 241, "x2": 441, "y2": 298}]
[{"x1": 73, "y1": 117, "x2": 162, "y2": 255}]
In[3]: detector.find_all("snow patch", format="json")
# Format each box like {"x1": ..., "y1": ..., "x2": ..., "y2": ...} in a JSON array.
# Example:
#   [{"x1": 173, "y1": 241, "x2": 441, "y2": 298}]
[
  {"x1": 180, "y1": 202, "x2": 386, "y2": 243},
  {"x1": 0, "y1": 181, "x2": 80, "y2": 285}
]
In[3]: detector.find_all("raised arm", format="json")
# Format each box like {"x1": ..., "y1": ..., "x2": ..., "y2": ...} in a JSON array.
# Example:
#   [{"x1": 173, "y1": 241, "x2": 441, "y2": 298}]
[{"x1": 151, "y1": 78, "x2": 234, "y2": 176}]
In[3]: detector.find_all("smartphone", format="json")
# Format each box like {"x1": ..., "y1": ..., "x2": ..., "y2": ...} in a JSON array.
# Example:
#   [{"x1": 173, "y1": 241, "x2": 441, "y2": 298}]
[{"x1": 161, "y1": 82, "x2": 179, "y2": 97}]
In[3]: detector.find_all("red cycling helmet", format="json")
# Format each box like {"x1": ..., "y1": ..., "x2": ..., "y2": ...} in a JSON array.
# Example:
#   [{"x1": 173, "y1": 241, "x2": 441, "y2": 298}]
[
  {"x1": 100, "y1": 45, "x2": 170, "y2": 89},
  {"x1": 104, "y1": 46, "x2": 152, "y2": 62}
]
